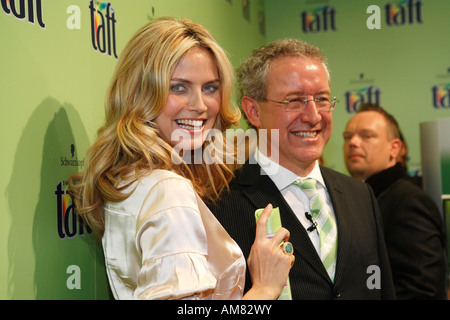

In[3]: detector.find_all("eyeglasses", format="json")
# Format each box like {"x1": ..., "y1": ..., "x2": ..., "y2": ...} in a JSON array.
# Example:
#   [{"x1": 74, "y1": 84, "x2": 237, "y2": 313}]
[{"x1": 263, "y1": 96, "x2": 339, "y2": 112}]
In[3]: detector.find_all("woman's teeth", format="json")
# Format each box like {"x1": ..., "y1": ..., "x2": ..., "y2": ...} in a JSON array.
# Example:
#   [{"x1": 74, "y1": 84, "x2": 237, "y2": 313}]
[{"x1": 176, "y1": 119, "x2": 204, "y2": 130}]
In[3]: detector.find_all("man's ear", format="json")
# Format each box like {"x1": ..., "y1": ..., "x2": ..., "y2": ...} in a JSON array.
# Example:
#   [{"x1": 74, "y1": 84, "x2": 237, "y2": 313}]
[
  {"x1": 390, "y1": 138, "x2": 402, "y2": 162},
  {"x1": 241, "y1": 96, "x2": 261, "y2": 128}
]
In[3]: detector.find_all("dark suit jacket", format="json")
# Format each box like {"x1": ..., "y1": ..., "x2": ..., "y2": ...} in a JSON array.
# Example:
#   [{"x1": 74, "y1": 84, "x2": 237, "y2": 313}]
[
  {"x1": 367, "y1": 163, "x2": 447, "y2": 299},
  {"x1": 208, "y1": 162, "x2": 396, "y2": 300}
]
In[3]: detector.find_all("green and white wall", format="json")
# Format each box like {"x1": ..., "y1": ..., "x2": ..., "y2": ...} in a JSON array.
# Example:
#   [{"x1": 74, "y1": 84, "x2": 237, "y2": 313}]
[
  {"x1": 265, "y1": 0, "x2": 450, "y2": 176},
  {"x1": 1, "y1": 0, "x2": 449, "y2": 299}
]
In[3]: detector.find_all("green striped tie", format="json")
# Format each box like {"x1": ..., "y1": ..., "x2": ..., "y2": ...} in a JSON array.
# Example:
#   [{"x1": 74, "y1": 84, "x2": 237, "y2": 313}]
[{"x1": 293, "y1": 178, "x2": 337, "y2": 282}]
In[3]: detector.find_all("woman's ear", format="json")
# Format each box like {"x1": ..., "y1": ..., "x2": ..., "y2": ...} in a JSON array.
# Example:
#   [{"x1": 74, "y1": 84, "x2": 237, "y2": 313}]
[{"x1": 241, "y1": 96, "x2": 261, "y2": 128}]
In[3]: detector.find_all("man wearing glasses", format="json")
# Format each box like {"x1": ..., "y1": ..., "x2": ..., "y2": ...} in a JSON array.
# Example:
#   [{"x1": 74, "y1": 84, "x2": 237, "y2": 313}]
[{"x1": 209, "y1": 39, "x2": 396, "y2": 299}]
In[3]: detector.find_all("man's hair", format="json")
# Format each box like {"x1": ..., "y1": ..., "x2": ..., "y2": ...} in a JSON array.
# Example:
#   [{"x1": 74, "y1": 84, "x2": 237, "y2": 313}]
[
  {"x1": 236, "y1": 38, "x2": 328, "y2": 103},
  {"x1": 236, "y1": 38, "x2": 329, "y2": 128},
  {"x1": 357, "y1": 103, "x2": 401, "y2": 140}
]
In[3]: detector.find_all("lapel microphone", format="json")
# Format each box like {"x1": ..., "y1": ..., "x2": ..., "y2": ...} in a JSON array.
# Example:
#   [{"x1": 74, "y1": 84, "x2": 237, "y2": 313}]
[{"x1": 305, "y1": 212, "x2": 318, "y2": 232}]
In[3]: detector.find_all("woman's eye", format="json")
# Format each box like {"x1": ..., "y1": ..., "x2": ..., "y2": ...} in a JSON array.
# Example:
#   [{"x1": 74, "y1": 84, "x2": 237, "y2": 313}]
[
  {"x1": 170, "y1": 84, "x2": 187, "y2": 93},
  {"x1": 203, "y1": 84, "x2": 219, "y2": 94}
]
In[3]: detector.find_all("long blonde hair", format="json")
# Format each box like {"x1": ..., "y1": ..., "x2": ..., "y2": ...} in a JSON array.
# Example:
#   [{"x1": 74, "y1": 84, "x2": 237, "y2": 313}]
[{"x1": 69, "y1": 17, "x2": 240, "y2": 238}]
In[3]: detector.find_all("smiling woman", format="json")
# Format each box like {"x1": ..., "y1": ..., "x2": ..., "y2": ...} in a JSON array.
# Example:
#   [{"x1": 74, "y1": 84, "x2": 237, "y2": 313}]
[
  {"x1": 67, "y1": 17, "x2": 294, "y2": 300},
  {"x1": 154, "y1": 46, "x2": 221, "y2": 152},
  {"x1": 69, "y1": 17, "x2": 240, "y2": 235}
]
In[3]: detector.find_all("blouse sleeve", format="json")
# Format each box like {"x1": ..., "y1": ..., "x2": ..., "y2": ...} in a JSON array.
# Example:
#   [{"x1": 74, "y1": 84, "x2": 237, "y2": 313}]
[{"x1": 133, "y1": 174, "x2": 217, "y2": 300}]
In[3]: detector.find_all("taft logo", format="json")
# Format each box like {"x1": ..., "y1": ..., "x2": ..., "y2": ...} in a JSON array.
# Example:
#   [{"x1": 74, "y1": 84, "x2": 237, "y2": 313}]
[
  {"x1": 55, "y1": 181, "x2": 91, "y2": 239},
  {"x1": 55, "y1": 144, "x2": 89, "y2": 239},
  {"x1": 89, "y1": 0, "x2": 118, "y2": 58},
  {"x1": 1, "y1": 0, "x2": 45, "y2": 29},
  {"x1": 385, "y1": 0, "x2": 423, "y2": 26},
  {"x1": 345, "y1": 86, "x2": 382, "y2": 113},
  {"x1": 300, "y1": 6, "x2": 337, "y2": 33},
  {"x1": 431, "y1": 83, "x2": 450, "y2": 109}
]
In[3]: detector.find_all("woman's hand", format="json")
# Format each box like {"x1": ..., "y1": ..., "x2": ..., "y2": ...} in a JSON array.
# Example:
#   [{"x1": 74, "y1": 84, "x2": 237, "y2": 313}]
[{"x1": 242, "y1": 204, "x2": 295, "y2": 300}]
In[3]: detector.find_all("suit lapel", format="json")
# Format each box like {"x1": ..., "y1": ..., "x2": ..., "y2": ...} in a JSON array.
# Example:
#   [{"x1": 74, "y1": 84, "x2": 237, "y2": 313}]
[
  {"x1": 320, "y1": 167, "x2": 353, "y2": 286},
  {"x1": 238, "y1": 162, "x2": 331, "y2": 282}
]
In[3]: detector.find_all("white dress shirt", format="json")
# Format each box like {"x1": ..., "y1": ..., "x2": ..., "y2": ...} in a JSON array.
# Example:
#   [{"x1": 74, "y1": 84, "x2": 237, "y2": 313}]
[
  {"x1": 256, "y1": 148, "x2": 336, "y2": 254},
  {"x1": 102, "y1": 169, "x2": 245, "y2": 300}
]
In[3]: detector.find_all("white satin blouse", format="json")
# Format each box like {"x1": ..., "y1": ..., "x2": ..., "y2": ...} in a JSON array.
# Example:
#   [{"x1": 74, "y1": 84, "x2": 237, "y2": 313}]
[{"x1": 102, "y1": 169, "x2": 246, "y2": 300}]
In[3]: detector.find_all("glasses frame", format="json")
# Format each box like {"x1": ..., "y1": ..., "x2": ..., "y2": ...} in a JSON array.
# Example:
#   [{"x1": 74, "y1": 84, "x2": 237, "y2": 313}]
[{"x1": 264, "y1": 96, "x2": 339, "y2": 111}]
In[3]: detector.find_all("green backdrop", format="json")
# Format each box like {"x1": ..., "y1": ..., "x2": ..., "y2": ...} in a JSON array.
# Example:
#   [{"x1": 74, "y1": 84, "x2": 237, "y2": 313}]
[
  {"x1": 265, "y1": 0, "x2": 450, "y2": 176},
  {"x1": 1, "y1": 0, "x2": 266, "y2": 300},
  {"x1": 1, "y1": 0, "x2": 449, "y2": 299}
]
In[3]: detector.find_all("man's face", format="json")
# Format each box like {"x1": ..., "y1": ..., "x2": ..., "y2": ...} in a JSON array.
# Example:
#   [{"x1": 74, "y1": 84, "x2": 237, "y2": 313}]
[
  {"x1": 343, "y1": 111, "x2": 399, "y2": 181},
  {"x1": 252, "y1": 56, "x2": 333, "y2": 176}
]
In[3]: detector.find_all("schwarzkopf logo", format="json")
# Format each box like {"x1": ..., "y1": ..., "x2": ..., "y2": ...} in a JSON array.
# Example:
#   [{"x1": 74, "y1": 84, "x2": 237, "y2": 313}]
[
  {"x1": 60, "y1": 144, "x2": 85, "y2": 169},
  {"x1": 435, "y1": 68, "x2": 450, "y2": 79},
  {"x1": 349, "y1": 73, "x2": 375, "y2": 85}
]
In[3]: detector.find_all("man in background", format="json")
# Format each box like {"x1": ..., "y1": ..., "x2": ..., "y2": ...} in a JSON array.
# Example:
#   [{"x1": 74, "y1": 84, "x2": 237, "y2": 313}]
[{"x1": 343, "y1": 103, "x2": 446, "y2": 299}]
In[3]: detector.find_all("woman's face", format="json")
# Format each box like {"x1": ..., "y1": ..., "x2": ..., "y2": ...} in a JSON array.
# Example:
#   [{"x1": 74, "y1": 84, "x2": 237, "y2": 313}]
[{"x1": 154, "y1": 46, "x2": 221, "y2": 153}]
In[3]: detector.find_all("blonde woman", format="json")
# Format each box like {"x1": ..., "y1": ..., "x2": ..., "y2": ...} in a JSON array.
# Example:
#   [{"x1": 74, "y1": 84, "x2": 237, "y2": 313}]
[{"x1": 69, "y1": 17, "x2": 293, "y2": 300}]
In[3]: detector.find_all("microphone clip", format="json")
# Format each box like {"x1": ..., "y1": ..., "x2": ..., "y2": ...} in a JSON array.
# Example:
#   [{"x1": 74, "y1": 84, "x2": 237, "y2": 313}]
[{"x1": 305, "y1": 212, "x2": 317, "y2": 232}]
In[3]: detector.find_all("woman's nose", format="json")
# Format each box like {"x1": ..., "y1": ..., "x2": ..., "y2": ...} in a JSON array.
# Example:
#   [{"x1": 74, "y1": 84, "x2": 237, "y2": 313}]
[{"x1": 187, "y1": 90, "x2": 208, "y2": 113}]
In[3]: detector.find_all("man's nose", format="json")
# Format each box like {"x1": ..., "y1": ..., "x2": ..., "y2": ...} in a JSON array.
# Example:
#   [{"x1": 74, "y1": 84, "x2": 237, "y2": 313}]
[{"x1": 299, "y1": 100, "x2": 321, "y2": 125}]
